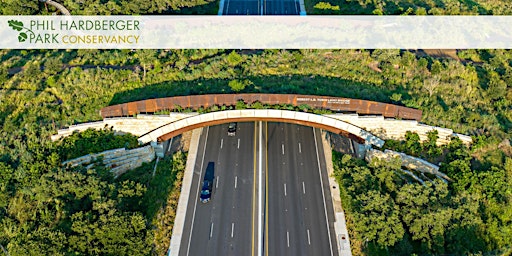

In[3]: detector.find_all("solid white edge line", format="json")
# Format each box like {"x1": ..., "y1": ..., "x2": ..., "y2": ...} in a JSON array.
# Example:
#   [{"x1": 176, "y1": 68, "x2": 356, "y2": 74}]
[
  {"x1": 186, "y1": 126, "x2": 209, "y2": 255},
  {"x1": 313, "y1": 128, "x2": 334, "y2": 256},
  {"x1": 258, "y1": 121, "x2": 263, "y2": 256}
]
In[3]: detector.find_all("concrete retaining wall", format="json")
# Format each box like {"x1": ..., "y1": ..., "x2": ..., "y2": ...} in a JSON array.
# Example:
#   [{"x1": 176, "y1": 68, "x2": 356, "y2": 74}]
[
  {"x1": 365, "y1": 148, "x2": 451, "y2": 182},
  {"x1": 51, "y1": 113, "x2": 197, "y2": 141},
  {"x1": 326, "y1": 114, "x2": 472, "y2": 146},
  {"x1": 62, "y1": 145, "x2": 155, "y2": 178}
]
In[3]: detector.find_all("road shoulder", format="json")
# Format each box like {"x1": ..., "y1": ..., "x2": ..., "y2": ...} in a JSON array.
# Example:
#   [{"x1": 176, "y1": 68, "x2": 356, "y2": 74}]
[
  {"x1": 168, "y1": 128, "x2": 203, "y2": 256},
  {"x1": 321, "y1": 130, "x2": 353, "y2": 256}
]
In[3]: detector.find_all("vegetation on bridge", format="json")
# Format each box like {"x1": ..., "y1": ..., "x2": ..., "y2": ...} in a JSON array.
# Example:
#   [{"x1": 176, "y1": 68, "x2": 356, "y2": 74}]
[{"x1": 0, "y1": 48, "x2": 511, "y2": 255}]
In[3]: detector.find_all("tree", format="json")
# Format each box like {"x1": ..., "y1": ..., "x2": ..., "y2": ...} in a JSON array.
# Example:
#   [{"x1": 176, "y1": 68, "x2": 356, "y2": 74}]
[
  {"x1": 1, "y1": 1, "x2": 39, "y2": 15},
  {"x1": 423, "y1": 130, "x2": 441, "y2": 158},
  {"x1": 404, "y1": 131, "x2": 422, "y2": 156},
  {"x1": 135, "y1": 49, "x2": 157, "y2": 81},
  {"x1": 229, "y1": 79, "x2": 246, "y2": 92},
  {"x1": 354, "y1": 190, "x2": 405, "y2": 247},
  {"x1": 0, "y1": 65, "x2": 7, "y2": 85},
  {"x1": 226, "y1": 51, "x2": 243, "y2": 66},
  {"x1": 486, "y1": 70, "x2": 507, "y2": 100},
  {"x1": 313, "y1": 2, "x2": 340, "y2": 14},
  {"x1": 0, "y1": 162, "x2": 14, "y2": 208},
  {"x1": 423, "y1": 75, "x2": 440, "y2": 97},
  {"x1": 44, "y1": 57, "x2": 63, "y2": 75},
  {"x1": 396, "y1": 182, "x2": 451, "y2": 253}
]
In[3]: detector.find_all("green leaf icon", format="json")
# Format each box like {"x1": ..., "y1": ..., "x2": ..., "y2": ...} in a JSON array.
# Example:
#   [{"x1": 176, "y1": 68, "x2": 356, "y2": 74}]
[
  {"x1": 8, "y1": 20, "x2": 24, "y2": 31},
  {"x1": 18, "y1": 32, "x2": 27, "y2": 42}
]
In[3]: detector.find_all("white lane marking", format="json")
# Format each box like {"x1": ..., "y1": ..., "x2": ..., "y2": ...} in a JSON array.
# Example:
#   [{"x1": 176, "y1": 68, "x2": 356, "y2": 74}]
[
  {"x1": 302, "y1": 181, "x2": 306, "y2": 194},
  {"x1": 313, "y1": 128, "x2": 334, "y2": 256},
  {"x1": 216, "y1": 176, "x2": 219, "y2": 188},
  {"x1": 237, "y1": 138, "x2": 240, "y2": 149},
  {"x1": 258, "y1": 121, "x2": 264, "y2": 256},
  {"x1": 307, "y1": 229, "x2": 311, "y2": 245},
  {"x1": 231, "y1": 222, "x2": 235, "y2": 238},
  {"x1": 186, "y1": 127, "x2": 209, "y2": 256},
  {"x1": 284, "y1": 183, "x2": 287, "y2": 196},
  {"x1": 220, "y1": 138, "x2": 223, "y2": 149},
  {"x1": 287, "y1": 231, "x2": 290, "y2": 247},
  {"x1": 299, "y1": 142, "x2": 301, "y2": 153},
  {"x1": 235, "y1": 176, "x2": 238, "y2": 189},
  {"x1": 282, "y1": 144, "x2": 285, "y2": 155},
  {"x1": 210, "y1": 222, "x2": 214, "y2": 238}
]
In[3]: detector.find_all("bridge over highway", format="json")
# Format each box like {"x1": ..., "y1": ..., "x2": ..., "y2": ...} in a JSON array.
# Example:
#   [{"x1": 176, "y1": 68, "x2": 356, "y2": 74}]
[{"x1": 137, "y1": 109, "x2": 384, "y2": 147}]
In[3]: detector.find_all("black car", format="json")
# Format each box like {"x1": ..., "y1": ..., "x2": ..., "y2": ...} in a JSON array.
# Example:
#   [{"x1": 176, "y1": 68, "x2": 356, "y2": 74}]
[
  {"x1": 200, "y1": 180, "x2": 212, "y2": 203},
  {"x1": 200, "y1": 162, "x2": 215, "y2": 203},
  {"x1": 228, "y1": 122, "x2": 237, "y2": 136}
]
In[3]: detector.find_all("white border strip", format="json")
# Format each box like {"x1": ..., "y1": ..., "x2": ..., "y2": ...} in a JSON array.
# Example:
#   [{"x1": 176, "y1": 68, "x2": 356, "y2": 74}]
[{"x1": 2, "y1": 16, "x2": 512, "y2": 49}]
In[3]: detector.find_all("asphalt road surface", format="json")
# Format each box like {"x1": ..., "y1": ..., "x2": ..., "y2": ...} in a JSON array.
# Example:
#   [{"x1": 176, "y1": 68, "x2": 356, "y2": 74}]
[
  {"x1": 221, "y1": 0, "x2": 299, "y2": 15},
  {"x1": 179, "y1": 122, "x2": 337, "y2": 256},
  {"x1": 266, "y1": 122, "x2": 338, "y2": 256},
  {"x1": 179, "y1": 123, "x2": 256, "y2": 256}
]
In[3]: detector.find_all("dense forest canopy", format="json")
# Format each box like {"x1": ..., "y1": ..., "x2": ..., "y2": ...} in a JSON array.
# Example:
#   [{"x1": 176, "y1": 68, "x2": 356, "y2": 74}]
[
  {"x1": 2, "y1": 0, "x2": 511, "y2": 15},
  {"x1": 0, "y1": 0, "x2": 219, "y2": 15},
  {"x1": 309, "y1": 0, "x2": 512, "y2": 14}
]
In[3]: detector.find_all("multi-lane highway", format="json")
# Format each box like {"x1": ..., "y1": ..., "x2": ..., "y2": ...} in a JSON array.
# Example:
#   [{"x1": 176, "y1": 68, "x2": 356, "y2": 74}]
[
  {"x1": 220, "y1": 0, "x2": 300, "y2": 15},
  {"x1": 267, "y1": 122, "x2": 337, "y2": 256},
  {"x1": 178, "y1": 122, "x2": 337, "y2": 256},
  {"x1": 179, "y1": 123, "x2": 256, "y2": 256}
]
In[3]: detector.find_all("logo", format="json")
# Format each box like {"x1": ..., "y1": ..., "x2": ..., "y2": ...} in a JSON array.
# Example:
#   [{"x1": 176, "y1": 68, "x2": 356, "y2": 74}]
[
  {"x1": 6, "y1": 18, "x2": 141, "y2": 45},
  {"x1": 8, "y1": 20, "x2": 34, "y2": 42}
]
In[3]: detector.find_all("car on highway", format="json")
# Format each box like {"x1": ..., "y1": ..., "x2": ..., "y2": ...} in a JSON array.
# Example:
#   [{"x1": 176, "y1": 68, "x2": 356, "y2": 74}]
[
  {"x1": 227, "y1": 122, "x2": 237, "y2": 136},
  {"x1": 200, "y1": 162, "x2": 215, "y2": 203},
  {"x1": 200, "y1": 180, "x2": 212, "y2": 203}
]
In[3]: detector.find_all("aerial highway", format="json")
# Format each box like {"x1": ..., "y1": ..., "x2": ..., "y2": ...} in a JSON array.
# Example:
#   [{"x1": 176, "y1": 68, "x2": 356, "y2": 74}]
[
  {"x1": 179, "y1": 123, "x2": 256, "y2": 256},
  {"x1": 220, "y1": 0, "x2": 299, "y2": 15},
  {"x1": 266, "y1": 122, "x2": 337, "y2": 256},
  {"x1": 178, "y1": 122, "x2": 337, "y2": 256}
]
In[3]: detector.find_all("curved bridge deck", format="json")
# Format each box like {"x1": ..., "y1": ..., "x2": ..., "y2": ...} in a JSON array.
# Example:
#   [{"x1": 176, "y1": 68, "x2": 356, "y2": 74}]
[{"x1": 138, "y1": 109, "x2": 385, "y2": 147}]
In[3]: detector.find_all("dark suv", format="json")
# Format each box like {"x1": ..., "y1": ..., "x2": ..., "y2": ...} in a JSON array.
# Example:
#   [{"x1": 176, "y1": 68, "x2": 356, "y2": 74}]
[
  {"x1": 200, "y1": 180, "x2": 212, "y2": 203},
  {"x1": 228, "y1": 122, "x2": 237, "y2": 136}
]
